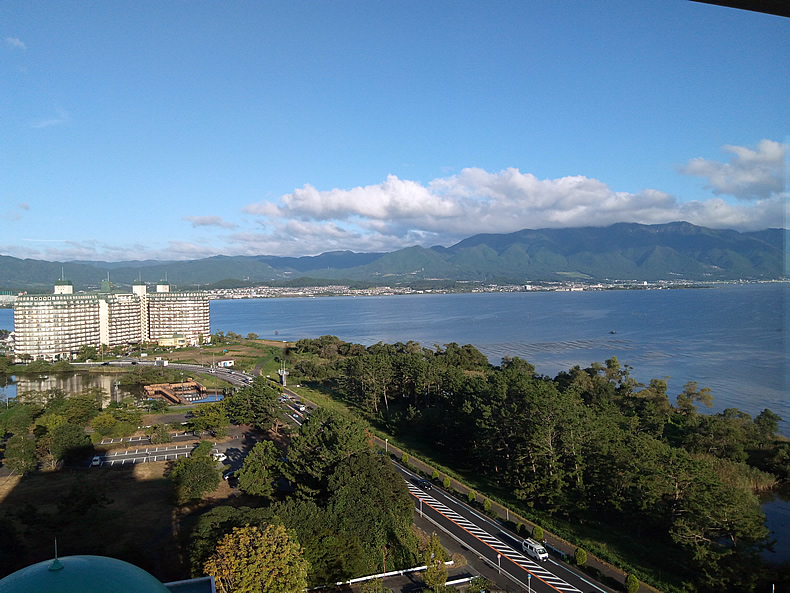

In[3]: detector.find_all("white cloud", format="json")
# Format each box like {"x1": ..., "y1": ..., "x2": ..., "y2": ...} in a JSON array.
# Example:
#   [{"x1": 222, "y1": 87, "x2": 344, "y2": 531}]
[
  {"x1": 183, "y1": 215, "x2": 238, "y2": 229},
  {"x1": 5, "y1": 37, "x2": 26, "y2": 50},
  {"x1": 235, "y1": 156, "x2": 787, "y2": 256},
  {"x1": 679, "y1": 139, "x2": 786, "y2": 200},
  {"x1": 2, "y1": 140, "x2": 786, "y2": 261}
]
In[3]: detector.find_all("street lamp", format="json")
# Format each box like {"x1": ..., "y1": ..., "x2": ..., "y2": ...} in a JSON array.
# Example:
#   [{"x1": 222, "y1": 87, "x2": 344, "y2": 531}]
[
  {"x1": 497, "y1": 553, "x2": 501, "y2": 574},
  {"x1": 527, "y1": 573, "x2": 532, "y2": 593},
  {"x1": 385, "y1": 438, "x2": 388, "y2": 453}
]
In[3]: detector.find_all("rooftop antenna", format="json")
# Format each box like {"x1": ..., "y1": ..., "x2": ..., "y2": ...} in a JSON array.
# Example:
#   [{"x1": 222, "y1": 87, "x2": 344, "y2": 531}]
[{"x1": 49, "y1": 537, "x2": 64, "y2": 571}]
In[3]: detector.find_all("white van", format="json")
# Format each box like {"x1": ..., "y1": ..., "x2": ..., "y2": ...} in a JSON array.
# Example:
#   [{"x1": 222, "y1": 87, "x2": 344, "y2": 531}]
[{"x1": 522, "y1": 538, "x2": 549, "y2": 561}]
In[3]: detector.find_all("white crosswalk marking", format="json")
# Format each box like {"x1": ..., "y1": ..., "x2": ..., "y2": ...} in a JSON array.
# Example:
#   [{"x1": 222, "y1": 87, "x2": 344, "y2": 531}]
[{"x1": 407, "y1": 483, "x2": 582, "y2": 593}]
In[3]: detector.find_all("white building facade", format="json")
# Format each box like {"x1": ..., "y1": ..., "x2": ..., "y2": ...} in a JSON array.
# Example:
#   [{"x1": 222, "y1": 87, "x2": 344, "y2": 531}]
[{"x1": 13, "y1": 282, "x2": 210, "y2": 360}]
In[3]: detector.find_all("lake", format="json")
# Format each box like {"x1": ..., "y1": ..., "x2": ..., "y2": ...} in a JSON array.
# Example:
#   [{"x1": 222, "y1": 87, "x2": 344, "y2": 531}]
[{"x1": 209, "y1": 283, "x2": 789, "y2": 435}]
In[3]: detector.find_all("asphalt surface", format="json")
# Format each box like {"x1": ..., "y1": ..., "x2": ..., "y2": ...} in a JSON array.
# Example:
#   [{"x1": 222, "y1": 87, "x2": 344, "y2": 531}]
[{"x1": 394, "y1": 463, "x2": 615, "y2": 593}]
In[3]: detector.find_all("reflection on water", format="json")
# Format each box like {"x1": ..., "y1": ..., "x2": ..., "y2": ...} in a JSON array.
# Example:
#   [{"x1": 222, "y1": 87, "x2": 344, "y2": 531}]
[
  {"x1": 2, "y1": 373, "x2": 135, "y2": 407},
  {"x1": 760, "y1": 485, "x2": 790, "y2": 564}
]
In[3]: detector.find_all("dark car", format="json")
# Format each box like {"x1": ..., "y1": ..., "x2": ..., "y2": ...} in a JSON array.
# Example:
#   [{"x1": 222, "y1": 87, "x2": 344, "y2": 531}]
[{"x1": 416, "y1": 479, "x2": 432, "y2": 490}]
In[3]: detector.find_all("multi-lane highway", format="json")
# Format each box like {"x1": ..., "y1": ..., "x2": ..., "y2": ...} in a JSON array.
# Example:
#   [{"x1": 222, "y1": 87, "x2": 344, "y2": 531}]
[{"x1": 395, "y1": 463, "x2": 614, "y2": 593}]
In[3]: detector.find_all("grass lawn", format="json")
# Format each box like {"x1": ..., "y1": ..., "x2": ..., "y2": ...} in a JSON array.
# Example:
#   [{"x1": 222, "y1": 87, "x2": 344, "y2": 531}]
[{"x1": 0, "y1": 462, "x2": 236, "y2": 583}]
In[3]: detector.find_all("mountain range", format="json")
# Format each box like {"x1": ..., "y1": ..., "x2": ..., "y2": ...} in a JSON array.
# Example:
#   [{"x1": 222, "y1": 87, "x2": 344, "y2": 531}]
[{"x1": 1, "y1": 222, "x2": 786, "y2": 292}]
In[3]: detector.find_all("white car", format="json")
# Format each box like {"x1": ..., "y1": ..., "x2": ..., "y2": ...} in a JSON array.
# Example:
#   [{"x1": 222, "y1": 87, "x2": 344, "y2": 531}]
[
  {"x1": 91, "y1": 456, "x2": 102, "y2": 467},
  {"x1": 522, "y1": 538, "x2": 548, "y2": 561},
  {"x1": 212, "y1": 452, "x2": 227, "y2": 462}
]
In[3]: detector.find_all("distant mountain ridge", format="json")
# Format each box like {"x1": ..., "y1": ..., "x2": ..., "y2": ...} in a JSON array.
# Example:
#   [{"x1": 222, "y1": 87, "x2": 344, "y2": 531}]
[{"x1": 0, "y1": 222, "x2": 785, "y2": 292}]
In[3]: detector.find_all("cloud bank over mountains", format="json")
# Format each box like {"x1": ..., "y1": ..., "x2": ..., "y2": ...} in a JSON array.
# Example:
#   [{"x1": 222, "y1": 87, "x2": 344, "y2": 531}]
[
  {"x1": 2, "y1": 140, "x2": 786, "y2": 262},
  {"x1": 235, "y1": 139, "x2": 786, "y2": 257}
]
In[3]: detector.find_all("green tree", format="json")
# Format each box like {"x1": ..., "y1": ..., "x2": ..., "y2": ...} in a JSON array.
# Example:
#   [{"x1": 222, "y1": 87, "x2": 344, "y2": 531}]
[
  {"x1": 246, "y1": 333, "x2": 259, "y2": 340},
  {"x1": 189, "y1": 401, "x2": 230, "y2": 437},
  {"x1": 75, "y1": 345, "x2": 98, "y2": 362},
  {"x1": 224, "y1": 379, "x2": 279, "y2": 430},
  {"x1": 532, "y1": 525, "x2": 544, "y2": 540},
  {"x1": 90, "y1": 412, "x2": 118, "y2": 436},
  {"x1": 282, "y1": 408, "x2": 370, "y2": 499},
  {"x1": 327, "y1": 449, "x2": 419, "y2": 570},
  {"x1": 34, "y1": 411, "x2": 67, "y2": 435},
  {"x1": 203, "y1": 524, "x2": 309, "y2": 593},
  {"x1": 625, "y1": 573, "x2": 640, "y2": 593},
  {"x1": 0, "y1": 403, "x2": 35, "y2": 436},
  {"x1": 148, "y1": 399, "x2": 170, "y2": 414},
  {"x1": 575, "y1": 547, "x2": 587, "y2": 566},
  {"x1": 150, "y1": 424, "x2": 172, "y2": 444},
  {"x1": 4, "y1": 434, "x2": 37, "y2": 474},
  {"x1": 754, "y1": 408, "x2": 781, "y2": 441},
  {"x1": 169, "y1": 444, "x2": 221, "y2": 504},
  {"x1": 468, "y1": 576, "x2": 494, "y2": 593},
  {"x1": 422, "y1": 532, "x2": 447, "y2": 591},
  {"x1": 50, "y1": 423, "x2": 93, "y2": 464},
  {"x1": 237, "y1": 441, "x2": 280, "y2": 498},
  {"x1": 189, "y1": 506, "x2": 275, "y2": 577},
  {"x1": 675, "y1": 381, "x2": 713, "y2": 416}
]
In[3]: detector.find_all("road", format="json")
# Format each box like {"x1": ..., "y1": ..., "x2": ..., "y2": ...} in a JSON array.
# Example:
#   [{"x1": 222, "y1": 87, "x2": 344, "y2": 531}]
[
  {"x1": 393, "y1": 463, "x2": 615, "y2": 593},
  {"x1": 77, "y1": 359, "x2": 254, "y2": 388}
]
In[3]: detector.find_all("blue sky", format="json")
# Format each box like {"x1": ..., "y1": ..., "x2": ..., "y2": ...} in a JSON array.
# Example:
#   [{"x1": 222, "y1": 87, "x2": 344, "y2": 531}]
[{"x1": 1, "y1": 1, "x2": 787, "y2": 261}]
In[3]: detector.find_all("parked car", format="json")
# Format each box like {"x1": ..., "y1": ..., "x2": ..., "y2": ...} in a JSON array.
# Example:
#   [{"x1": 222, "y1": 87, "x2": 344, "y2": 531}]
[{"x1": 91, "y1": 456, "x2": 102, "y2": 467}]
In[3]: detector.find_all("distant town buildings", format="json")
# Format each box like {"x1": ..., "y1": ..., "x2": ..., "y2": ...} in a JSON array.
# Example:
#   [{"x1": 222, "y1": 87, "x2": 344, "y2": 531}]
[{"x1": 12, "y1": 280, "x2": 210, "y2": 360}]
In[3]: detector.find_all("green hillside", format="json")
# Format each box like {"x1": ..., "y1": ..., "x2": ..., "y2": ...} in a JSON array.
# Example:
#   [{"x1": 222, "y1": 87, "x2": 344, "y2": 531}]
[{"x1": 0, "y1": 222, "x2": 785, "y2": 291}]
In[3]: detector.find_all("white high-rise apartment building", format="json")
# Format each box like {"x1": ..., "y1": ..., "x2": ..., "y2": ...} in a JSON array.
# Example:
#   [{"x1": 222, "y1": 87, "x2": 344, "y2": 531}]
[{"x1": 13, "y1": 281, "x2": 210, "y2": 360}]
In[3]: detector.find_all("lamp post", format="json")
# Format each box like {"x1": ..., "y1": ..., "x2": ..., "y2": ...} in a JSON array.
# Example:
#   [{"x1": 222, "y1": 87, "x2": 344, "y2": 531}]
[
  {"x1": 385, "y1": 438, "x2": 388, "y2": 453},
  {"x1": 527, "y1": 573, "x2": 532, "y2": 593},
  {"x1": 497, "y1": 553, "x2": 501, "y2": 574}
]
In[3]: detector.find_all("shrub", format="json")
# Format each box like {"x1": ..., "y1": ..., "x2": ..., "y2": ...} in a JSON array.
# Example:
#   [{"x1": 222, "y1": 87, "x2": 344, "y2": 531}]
[
  {"x1": 468, "y1": 576, "x2": 494, "y2": 593},
  {"x1": 532, "y1": 525, "x2": 544, "y2": 541},
  {"x1": 516, "y1": 522, "x2": 525, "y2": 535},
  {"x1": 431, "y1": 469, "x2": 439, "y2": 481},
  {"x1": 468, "y1": 490, "x2": 476, "y2": 504},
  {"x1": 575, "y1": 547, "x2": 587, "y2": 566},
  {"x1": 626, "y1": 573, "x2": 640, "y2": 593},
  {"x1": 150, "y1": 424, "x2": 172, "y2": 444},
  {"x1": 443, "y1": 476, "x2": 451, "y2": 489},
  {"x1": 483, "y1": 498, "x2": 491, "y2": 513},
  {"x1": 401, "y1": 452, "x2": 409, "y2": 464}
]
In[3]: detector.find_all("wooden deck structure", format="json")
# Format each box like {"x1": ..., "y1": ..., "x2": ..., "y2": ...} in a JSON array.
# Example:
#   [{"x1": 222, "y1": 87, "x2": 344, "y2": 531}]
[{"x1": 144, "y1": 380, "x2": 206, "y2": 405}]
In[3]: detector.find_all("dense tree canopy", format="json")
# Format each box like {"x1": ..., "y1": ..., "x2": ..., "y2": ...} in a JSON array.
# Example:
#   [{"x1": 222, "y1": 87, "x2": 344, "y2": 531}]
[
  {"x1": 203, "y1": 524, "x2": 309, "y2": 593},
  {"x1": 282, "y1": 337, "x2": 788, "y2": 592}
]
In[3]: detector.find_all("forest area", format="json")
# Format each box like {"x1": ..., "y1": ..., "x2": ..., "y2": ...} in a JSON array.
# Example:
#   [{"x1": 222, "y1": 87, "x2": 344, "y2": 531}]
[{"x1": 286, "y1": 335, "x2": 790, "y2": 592}]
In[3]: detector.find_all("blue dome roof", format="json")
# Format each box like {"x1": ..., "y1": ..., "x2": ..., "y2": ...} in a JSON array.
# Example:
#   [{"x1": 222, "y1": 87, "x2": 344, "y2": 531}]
[{"x1": 0, "y1": 555, "x2": 171, "y2": 593}]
